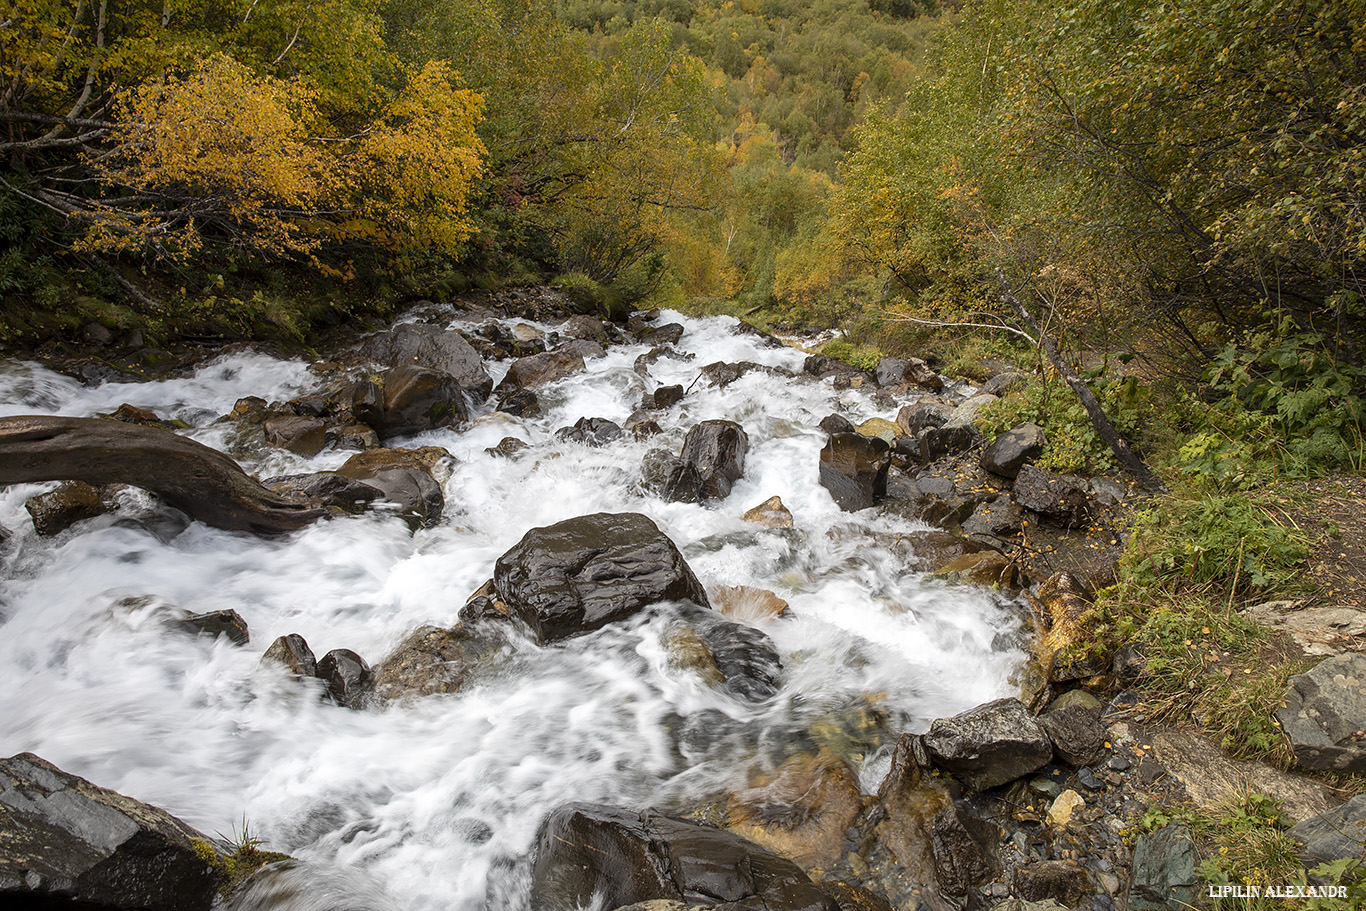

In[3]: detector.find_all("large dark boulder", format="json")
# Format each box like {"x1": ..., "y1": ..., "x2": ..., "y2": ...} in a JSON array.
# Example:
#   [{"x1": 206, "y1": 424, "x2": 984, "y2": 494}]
[
  {"x1": 681, "y1": 420, "x2": 749, "y2": 500},
  {"x1": 530, "y1": 804, "x2": 839, "y2": 911},
  {"x1": 335, "y1": 449, "x2": 446, "y2": 530},
  {"x1": 359, "y1": 322, "x2": 493, "y2": 404},
  {"x1": 819, "y1": 433, "x2": 891, "y2": 511},
  {"x1": 981, "y1": 423, "x2": 1045, "y2": 479},
  {"x1": 316, "y1": 649, "x2": 373, "y2": 709},
  {"x1": 1013, "y1": 465, "x2": 1092, "y2": 528},
  {"x1": 494, "y1": 350, "x2": 586, "y2": 393},
  {"x1": 641, "y1": 449, "x2": 704, "y2": 503},
  {"x1": 0, "y1": 752, "x2": 221, "y2": 910},
  {"x1": 376, "y1": 365, "x2": 470, "y2": 439},
  {"x1": 921, "y1": 698, "x2": 1053, "y2": 790},
  {"x1": 493, "y1": 513, "x2": 709, "y2": 644}
]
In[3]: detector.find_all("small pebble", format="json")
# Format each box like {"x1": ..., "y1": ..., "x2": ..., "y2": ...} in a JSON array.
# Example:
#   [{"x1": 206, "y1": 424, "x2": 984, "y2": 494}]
[{"x1": 1077, "y1": 767, "x2": 1104, "y2": 790}]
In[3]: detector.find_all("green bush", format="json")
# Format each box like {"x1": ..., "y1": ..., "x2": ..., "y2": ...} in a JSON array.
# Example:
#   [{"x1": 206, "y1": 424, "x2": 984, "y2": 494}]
[{"x1": 816, "y1": 337, "x2": 882, "y2": 372}]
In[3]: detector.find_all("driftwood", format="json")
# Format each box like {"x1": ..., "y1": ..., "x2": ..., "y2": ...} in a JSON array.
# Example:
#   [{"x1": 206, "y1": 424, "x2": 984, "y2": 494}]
[
  {"x1": 998, "y1": 270, "x2": 1167, "y2": 493},
  {"x1": 0, "y1": 415, "x2": 327, "y2": 535}
]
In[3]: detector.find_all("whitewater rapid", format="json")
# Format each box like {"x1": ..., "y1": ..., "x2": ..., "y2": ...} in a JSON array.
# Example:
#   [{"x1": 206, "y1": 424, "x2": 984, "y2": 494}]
[{"x1": 0, "y1": 309, "x2": 1026, "y2": 909}]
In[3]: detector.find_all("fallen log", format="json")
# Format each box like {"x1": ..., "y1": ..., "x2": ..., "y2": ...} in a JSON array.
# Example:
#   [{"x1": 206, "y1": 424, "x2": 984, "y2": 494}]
[{"x1": 0, "y1": 415, "x2": 327, "y2": 535}]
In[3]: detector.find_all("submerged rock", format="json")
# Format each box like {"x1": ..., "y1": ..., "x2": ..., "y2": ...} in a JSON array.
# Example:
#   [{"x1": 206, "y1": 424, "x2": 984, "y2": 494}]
[
  {"x1": 641, "y1": 449, "x2": 704, "y2": 503},
  {"x1": 726, "y1": 752, "x2": 861, "y2": 870},
  {"x1": 169, "y1": 609, "x2": 250, "y2": 646},
  {"x1": 0, "y1": 752, "x2": 222, "y2": 910},
  {"x1": 741, "y1": 495, "x2": 793, "y2": 529},
  {"x1": 373, "y1": 626, "x2": 510, "y2": 703},
  {"x1": 495, "y1": 350, "x2": 586, "y2": 393},
  {"x1": 263, "y1": 472, "x2": 384, "y2": 514},
  {"x1": 493, "y1": 512, "x2": 709, "y2": 644}
]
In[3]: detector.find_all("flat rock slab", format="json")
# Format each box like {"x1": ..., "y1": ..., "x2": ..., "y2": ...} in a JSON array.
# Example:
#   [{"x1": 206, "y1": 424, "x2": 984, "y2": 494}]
[
  {"x1": 0, "y1": 753, "x2": 220, "y2": 910},
  {"x1": 1147, "y1": 731, "x2": 1334, "y2": 824},
  {"x1": 1275, "y1": 653, "x2": 1366, "y2": 773},
  {"x1": 1244, "y1": 601, "x2": 1366, "y2": 657},
  {"x1": 1128, "y1": 823, "x2": 1196, "y2": 911}
]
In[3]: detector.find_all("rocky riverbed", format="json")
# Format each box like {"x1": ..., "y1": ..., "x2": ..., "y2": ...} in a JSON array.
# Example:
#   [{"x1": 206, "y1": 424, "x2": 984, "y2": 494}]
[{"x1": 1, "y1": 288, "x2": 1363, "y2": 910}]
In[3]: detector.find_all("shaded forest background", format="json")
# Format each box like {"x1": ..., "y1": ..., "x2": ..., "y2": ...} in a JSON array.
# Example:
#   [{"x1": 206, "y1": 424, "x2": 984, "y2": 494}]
[{"x1": 3, "y1": 0, "x2": 1364, "y2": 464}]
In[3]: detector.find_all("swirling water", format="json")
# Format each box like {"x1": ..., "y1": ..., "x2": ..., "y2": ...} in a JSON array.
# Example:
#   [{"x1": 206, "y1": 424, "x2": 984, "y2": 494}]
[{"x1": 0, "y1": 310, "x2": 1026, "y2": 909}]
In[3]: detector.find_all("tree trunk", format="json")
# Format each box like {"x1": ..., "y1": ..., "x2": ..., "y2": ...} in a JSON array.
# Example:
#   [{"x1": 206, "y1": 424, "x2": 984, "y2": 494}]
[
  {"x1": 0, "y1": 415, "x2": 327, "y2": 535},
  {"x1": 998, "y1": 270, "x2": 1166, "y2": 492}
]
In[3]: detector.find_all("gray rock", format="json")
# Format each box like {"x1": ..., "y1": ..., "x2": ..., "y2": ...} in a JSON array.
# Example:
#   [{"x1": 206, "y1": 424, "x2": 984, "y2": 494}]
[
  {"x1": 359, "y1": 322, "x2": 492, "y2": 403},
  {"x1": 486, "y1": 437, "x2": 530, "y2": 458},
  {"x1": 681, "y1": 420, "x2": 749, "y2": 500},
  {"x1": 641, "y1": 449, "x2": 704, "y2": 503},
  {"x1": 493, "y1": 512, "x2": 709, "y2": 644},
  {"x1": 961, "y1": 495, "x2": 1023, "y2": 539},
  {"x1": 1014, "y1": 465, "x2": 1092, "y2": 528},
  {"x1": 1039, "y1": 706, "x2": 1106, "y2": 766},
  {"x1": 559, "y1": 314, "x2": 610, "y2": 344},
  {"x1": 876, "y1": 358, "x2": 909, "y2": 386},
  {"x1": 896, "y1": 399, "x2": 953, "y2": 437},
  {"x1": 819, "y1": 433, "x2": 891, "y2": 511},
  {"x1": 496, "y1": 388, "x2": 541, "y2": 417},
  {"x1": 981, "y1": 423, "x2": 1046, "y2": 479},
  {"x1": 530, "y1": 804, "x2": 838, "y2": 911},
  {"x1": 929, "y1": 806, "x2": 1002, "y2": 898},
  {"x1": 979, "y1": 372, "x2": 1027, "y2": 396},
  {"x1": 263, "y1": 472, "x2": 384, "y2": 513},
  {"x1": 922, "y1": 698, "x2": 1054, "y2": 790},
  {"x1": 0, "y1": 752, "x2": 221, "y2": 910},
  {"x1": 1127, "y1": 824, "x2": 1196, "y2": 911},
  {"x1": 1287, "y1": 793, "x2": 1366, "y2": 869},
  {"x1": 1245, "y1": 602, "x2": 1366, "y2": 657},
  {"x1": 555, "y1": 417, "x2": 624, "y2": 447},
  {"x1": 1275, "y1": 653, "x2": 1366, "y2": 773},
  {"x1": 818, "y1": 413, "x2": 856, "y2": 436},
  {"x1": 495, "y1": 349, "x2": 586, "y2": 393}
]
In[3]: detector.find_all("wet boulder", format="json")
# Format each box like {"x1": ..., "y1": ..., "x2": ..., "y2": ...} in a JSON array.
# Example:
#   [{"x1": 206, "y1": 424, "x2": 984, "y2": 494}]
[
  {"x1": 710, "y1": 585, "x2": 789, "y2": 623},
  {"x1": 741, "y1": 496, "x2": 793, "y2": 529},
  {"x1": 1275, "y1": 653, "x2": 1366, "y2": 773},
  {"x1": 486, "y1": 437, "x2": 530, "y2": 458},
  {"x1": 555, "y1": 417, "x2": 624, "y2": 447},
  {"x1": 677, "y1": 604, "x2": 782, "y2": 702},
  {"x1": 493, "y1": 512, "x2": 709, "y2": 644},
  {"x1": 262, "y1": 414, "x2": 326, "y2": 457},
  {"x1": 643, "y1": 384, "x2": 685, "y2": 410},
  {"x1": 530, "y1": 804, "x2": 839, "y2": 911},
  {"x1": 559, "y1": 315, "x2": 610, "y2": 344},
  {"x1": 260, "y1": 633, "x2": 317, "y2": 677},
  {"x1": 358, "y1": 322, "x2": 493, "y2": 404},
  {"x1": 375, "y1": 365, "x2": 470, "y2": 439},
  {"x1": 25, "y1": 480, "x2": 111, "y2": 536},
  {"x1": 981, "y1": 423, "x2": 1045, "y2": 479},
  {"x1": 494, "y1": 350, "x2": 586, "y2": 393},
  {"x1": 316, "y1": 648, "x2": 373, "y2": 709},
  {"x1": 641, "y1": 449, "x2": 704, "y2": 503},
  {"x1": 373, "y1": 625, "x2": 510, "y2": 703},
  {"x1": 335, "y1": 449, "x2": 448, "y2": 530},
  {"x1": 636, "y1": 323, "x2": 685, "y2": 346},
  {"x1": 817, "y1": 414, "x2": 855, "y2": 437},
  {"x1": 819, "y1": 433, "x2": 891, "y2": 511},
  {"x1": 0, "y1": 752, "x2": 222, "y2": 911},
  {"x1": 496, "y1": 387, "x2": 541, "y2": 417},
  {"x1": 922, "y1": 698, "x2": 1053, "y2": 790},
  {"x1": 1037, "y1": 706, "x2": 1105, "y2": 767},
  {"x1": 263, "y1": 472, "x2": 384, "y2": 514},
  {"x1": 1013, "y1": 466, "x2": 1091, "y2": 528},
  {"x1": 168, "y1": 609, "x2": 249, "y2": 646},
  {"x1": 681, "y1": 420, "x2": 749, "y2": 500}
]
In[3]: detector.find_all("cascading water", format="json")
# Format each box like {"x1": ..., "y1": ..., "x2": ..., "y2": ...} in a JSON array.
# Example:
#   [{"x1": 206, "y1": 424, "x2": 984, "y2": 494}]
[{"x1": 0, "y1": 309, "x2": 1027, "y2": 909}]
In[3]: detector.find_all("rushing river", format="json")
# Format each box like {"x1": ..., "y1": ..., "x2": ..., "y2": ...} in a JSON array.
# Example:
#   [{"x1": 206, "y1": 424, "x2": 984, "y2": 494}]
[{"x1": 0, "y1": 309, "x2": 1026, "y2": 910}]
